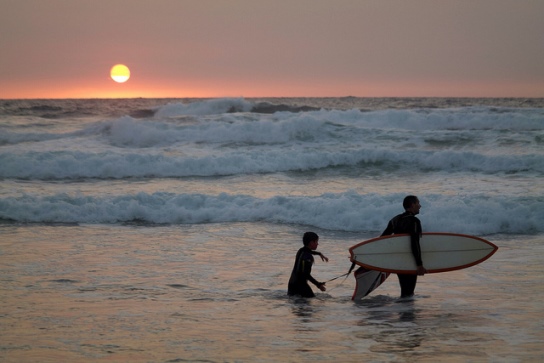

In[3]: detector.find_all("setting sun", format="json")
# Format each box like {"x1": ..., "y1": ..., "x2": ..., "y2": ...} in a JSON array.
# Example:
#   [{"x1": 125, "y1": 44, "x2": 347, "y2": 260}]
[{"x1": 110, "y1": 64, "x2": 130, "y2": 83}]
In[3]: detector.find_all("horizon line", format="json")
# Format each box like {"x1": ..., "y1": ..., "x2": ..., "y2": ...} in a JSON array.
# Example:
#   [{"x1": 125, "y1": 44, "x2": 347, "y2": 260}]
[{"x1": 2, "y1": 95, "x2": 543, "y2": 101}]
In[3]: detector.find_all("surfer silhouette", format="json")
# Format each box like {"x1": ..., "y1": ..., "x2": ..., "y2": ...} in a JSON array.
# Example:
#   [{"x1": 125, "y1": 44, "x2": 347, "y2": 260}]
[
  {"x1": 287, "y1": 232, "x2": 328, "y2": 298},
  {"x1": 381, "y1": 195, "x2": 427, "y2": 298}
]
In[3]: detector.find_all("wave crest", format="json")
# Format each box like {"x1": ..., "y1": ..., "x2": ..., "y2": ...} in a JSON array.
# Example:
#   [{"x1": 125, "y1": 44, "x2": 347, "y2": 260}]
[{"x1": 1, "y1": 192, "x2": 541, "y2": 235}]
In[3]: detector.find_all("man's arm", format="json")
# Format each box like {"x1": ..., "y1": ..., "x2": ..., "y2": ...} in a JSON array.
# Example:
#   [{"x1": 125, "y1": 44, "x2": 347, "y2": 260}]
[
  {"x1": 410, "y1": 233, "x2": 423, "y2": 267},
  {"x1": 410, "y1": 217, "x2": 426, "y2": 275}
]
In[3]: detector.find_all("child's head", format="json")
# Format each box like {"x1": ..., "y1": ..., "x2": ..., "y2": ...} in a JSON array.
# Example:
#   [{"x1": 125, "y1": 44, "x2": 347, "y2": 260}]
[{"x1": 303, "y1": 232, "x2": 319, "y2": 246}]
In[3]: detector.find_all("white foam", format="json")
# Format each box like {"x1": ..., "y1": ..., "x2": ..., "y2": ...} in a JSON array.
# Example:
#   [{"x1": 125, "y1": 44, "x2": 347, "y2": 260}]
[
  {"x1": 1, "y1": 191, "x2": 542, "y2": 235},
  {"x1": 1, "y1": 98, "x2": 541, "y2": 237}
]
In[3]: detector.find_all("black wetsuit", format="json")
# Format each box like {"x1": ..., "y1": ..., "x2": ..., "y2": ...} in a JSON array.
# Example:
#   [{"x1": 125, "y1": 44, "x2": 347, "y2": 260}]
[
  {"x1": 381, "y1": 211, "x2": 423, "y2": 297},
  {"x1": 287, "y1": 247, "x2": 322, "y2": 298}
]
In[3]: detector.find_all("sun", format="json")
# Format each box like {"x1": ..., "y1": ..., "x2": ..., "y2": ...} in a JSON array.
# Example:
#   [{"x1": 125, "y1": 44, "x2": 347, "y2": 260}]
[{"x1": 110, "y1": 64, "x2": 130, "y2": 83}]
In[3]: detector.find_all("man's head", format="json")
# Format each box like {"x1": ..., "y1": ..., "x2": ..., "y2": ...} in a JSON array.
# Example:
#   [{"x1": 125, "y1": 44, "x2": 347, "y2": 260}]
[
  {"x1": 403, "y1": 195, "x2": 421, "y2": 215},
  {"x1": 303, "y1": 231, "x2": 319, "y2": 250}
]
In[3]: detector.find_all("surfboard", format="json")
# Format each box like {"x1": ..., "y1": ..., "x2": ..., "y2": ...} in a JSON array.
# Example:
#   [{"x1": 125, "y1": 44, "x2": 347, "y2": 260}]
[
  {"x1": 352, "y1": 267, "x2": 389, "y2": 300},
  {"x1": 349, "y1": 232, "x2": 498, "y2": 274}
]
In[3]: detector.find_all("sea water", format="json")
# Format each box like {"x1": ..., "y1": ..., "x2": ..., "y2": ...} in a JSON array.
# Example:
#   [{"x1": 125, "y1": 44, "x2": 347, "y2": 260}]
[{"x1": 1, "y1": 98, "x2": 543, "y2": 362}]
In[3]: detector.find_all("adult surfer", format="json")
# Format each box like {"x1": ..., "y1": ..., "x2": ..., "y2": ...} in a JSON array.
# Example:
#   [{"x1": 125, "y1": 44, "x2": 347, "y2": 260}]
[
  {"x1": 287, "y1": 232, "x2": 329, "y2": 298},
  {"x1": 381, "y1": 195, "x2": 427, "y2": 298}
]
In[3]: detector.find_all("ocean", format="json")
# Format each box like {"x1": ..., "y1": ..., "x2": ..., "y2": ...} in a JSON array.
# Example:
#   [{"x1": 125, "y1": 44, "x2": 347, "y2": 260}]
[{"x1": 1, "y1": 97, "x2": 543, "y2": 362}]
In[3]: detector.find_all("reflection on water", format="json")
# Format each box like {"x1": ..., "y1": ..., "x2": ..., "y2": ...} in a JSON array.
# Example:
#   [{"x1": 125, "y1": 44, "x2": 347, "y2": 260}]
[
  {"x1": 290, "y1": 298, "x2": 316, "y2": 321},
  {"x1": 353, "y1": 295, "x2": 425, "y2": 353}
]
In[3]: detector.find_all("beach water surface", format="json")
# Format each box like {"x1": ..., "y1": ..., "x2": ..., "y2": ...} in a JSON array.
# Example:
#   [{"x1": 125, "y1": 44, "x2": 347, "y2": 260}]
[
  {"x1": 1, "y1": 97, "x2": 543, "y2": 362},
  {"x1": 1, "y1": 224, "x2": 543, "y2": 362}
]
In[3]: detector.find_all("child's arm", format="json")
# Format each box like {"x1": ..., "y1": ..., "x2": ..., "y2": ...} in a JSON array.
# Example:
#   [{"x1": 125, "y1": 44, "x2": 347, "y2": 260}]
[{"x1": 311, "y1": 250, "x2": 329, "y2": 262}]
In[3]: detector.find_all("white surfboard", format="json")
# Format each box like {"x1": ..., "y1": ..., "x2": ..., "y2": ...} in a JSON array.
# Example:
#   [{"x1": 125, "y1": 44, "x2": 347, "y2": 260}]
[
  {"x1": 351, "y1": 267, "x2": 390, "y2": 300},
  {"x1": 349, "y1": 232, "x2": 498, "y2": 274}
]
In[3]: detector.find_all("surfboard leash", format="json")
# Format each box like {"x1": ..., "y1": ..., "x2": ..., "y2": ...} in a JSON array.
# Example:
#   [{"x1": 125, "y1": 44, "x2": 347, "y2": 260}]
[
  {"x1": 324, "y1": 272, "x2": 350, "y2": 283},
  {"x1": 324, "y1": 261, "x2": 357, "y2": 283}
]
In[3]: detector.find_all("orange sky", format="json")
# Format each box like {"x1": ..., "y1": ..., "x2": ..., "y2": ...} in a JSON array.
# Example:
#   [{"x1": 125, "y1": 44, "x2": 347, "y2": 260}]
[{"x1": 1, "y1": 0, "x2": 543, "y2": 99}]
